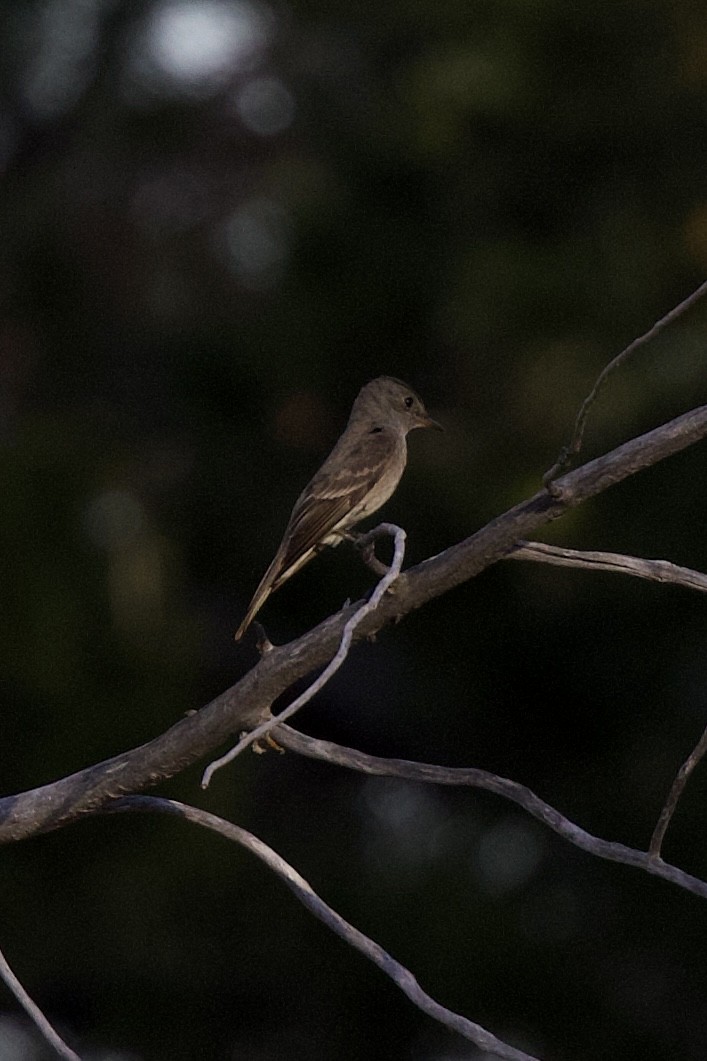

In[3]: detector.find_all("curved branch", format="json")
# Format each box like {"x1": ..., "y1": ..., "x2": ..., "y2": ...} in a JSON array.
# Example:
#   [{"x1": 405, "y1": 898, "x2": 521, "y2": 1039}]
[
  {"x1": 1, "y1": 405, "x2": 707, "y2": 844},
  {"x1": 107, "y1": 796, "x2": 540, "y2": 1061},
  {"x1": 274, "y1": 727, "x2": 707, "y2": 900}
]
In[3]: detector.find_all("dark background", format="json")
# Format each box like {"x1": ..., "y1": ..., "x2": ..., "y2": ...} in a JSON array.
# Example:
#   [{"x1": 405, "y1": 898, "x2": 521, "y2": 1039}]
[{"x1": 2, "y1": 1, "x2": 707, "y2": 1058}]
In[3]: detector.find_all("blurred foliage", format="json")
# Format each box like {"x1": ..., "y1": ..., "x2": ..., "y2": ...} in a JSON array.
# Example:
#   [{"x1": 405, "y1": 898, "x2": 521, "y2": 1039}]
[{"x1": 1, "y1": 0, "x2": 707, "y2": 1058}]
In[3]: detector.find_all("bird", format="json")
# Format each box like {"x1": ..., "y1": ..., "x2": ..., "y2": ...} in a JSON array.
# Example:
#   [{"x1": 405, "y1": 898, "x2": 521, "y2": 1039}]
[{"x1": 234, "y1": 376, "x2": 440, "y2": 640}]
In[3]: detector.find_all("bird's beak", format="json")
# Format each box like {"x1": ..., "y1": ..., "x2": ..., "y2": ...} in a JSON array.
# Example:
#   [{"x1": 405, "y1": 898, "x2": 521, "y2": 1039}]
[{"x1": 417, "y1": 414, "x2": 443, "y2": 431}]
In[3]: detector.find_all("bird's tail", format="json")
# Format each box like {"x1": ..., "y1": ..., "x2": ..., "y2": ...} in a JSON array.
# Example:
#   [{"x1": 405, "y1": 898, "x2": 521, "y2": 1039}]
[
  {"x1": 234, "y1": 555, "x2": 283, "y2": 641},
  {"x1": 234, "y1": 540, "x2": 321, "y2": 641}
]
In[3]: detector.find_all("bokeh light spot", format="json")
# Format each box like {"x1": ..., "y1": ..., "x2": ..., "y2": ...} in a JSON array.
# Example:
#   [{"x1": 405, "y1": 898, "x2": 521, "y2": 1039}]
[
  {"x1": 84, "y1": 489, "x2": 144, "y2": 551},
  {"x1": 126, "y1": 0, "x2": 270, "y2": 101},
  {"x1": 235, "y1": 76, "x2": 295, "y2": 135},
  {"x1": 222, "y1": 196, "x2": 289, "y2": 287},
  {"x1": 474, "y1": 816, "x2": 546, "y2": 896},
  {"x1": 21, "y1": 0, "x2": 100, "y2": 119}
]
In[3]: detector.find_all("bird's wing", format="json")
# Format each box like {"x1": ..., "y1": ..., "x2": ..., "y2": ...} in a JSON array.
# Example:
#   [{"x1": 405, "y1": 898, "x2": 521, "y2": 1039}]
[
  {"x1": 270, "y1": 429, "x2": 399, "y2": 591},
  {"x1": 234, "y1": 430, "x2": 398, "y2": 640}
]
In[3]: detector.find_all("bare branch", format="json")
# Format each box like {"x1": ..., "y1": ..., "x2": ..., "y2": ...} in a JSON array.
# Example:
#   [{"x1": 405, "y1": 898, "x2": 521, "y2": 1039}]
[
  {"x1": 650, "y1": 725, "x2": 707, "y2": 858},
  {"x1": 274, "y1": 727, "x2": 707, "y2": 901},
  {"x1": 508, "y1": 541, "x2": 707, "y2": 594},
  {"x1": 201, "y1": 523, "x2": 406, "y2": 787},
  {"x1": 543, "y1": 279, "x2": 707, "y2": 482},
  {"x1": 1, "y1": 405, "x2": 707, "y2": 845},
  {"x1": 0, "y1": 946, "x2": 82, "y2": 1061},
  {"x1": 106, "y1": 796, "x2": 541, "y2": 1061},
  {"x1": 350, "y1": 523, "x2": 400, "y2": 577}
]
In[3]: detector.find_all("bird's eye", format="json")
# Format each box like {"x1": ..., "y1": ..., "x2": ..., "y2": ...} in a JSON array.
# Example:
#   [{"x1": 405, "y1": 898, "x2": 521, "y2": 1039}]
[{"x1": 404, "y1": 396, "x2": 414, "y2": 409}]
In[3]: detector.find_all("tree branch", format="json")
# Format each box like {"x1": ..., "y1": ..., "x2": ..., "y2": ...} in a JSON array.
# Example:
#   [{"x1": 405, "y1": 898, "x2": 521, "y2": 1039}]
[
  {"x1": 1, "y1": 404, "x2": 706, "y2": 844},
  {"x1": 274, "y1": 727, "x2": 707, "y2": 900},
  {"x1": 650, "y1": 725, "x2": 707, "y2": 858},
  {"x1": 0, "y1": 945, "x2": 82, "y2": 1061},
  {"x1": 508, "y1": 541, "x2": 707, "y2": 594},
  {"x1": 106, "y1": 796, "x2": 541, "y2": 1061},
  {"x1": 543, "y1": 279, "x2": 707, "y2": 481}
]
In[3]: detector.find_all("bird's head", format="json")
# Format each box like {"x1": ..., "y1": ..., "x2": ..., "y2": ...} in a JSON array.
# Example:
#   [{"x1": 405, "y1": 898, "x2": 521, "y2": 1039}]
[{"x1": 353, "y1": 376, "x2": 441, "y2": 434}]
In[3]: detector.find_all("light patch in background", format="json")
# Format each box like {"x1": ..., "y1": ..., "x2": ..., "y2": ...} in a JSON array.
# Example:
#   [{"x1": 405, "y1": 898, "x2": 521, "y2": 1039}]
[
  {"x1": 363, "y1": 779, "x2": 447, "y2": 872},
  {"x1": 83, "y1": 489, "x2": 173, "y2": 636},
  {"x1": 235, "y1": 76, "x2": 295, "y2": 135},
  {"x1": 221, "y1": 196, "x2": 289, "y2": 288},
  {"x1": 472, "y1": 816, "x2": 546, "y2": 896},
  {"x1": 21, "y1": 0, "x2": 101, "y2": 119},
  {"x1": 83, "y1": 489, "x2": 144, "y2": 551},
  {"x1": 125, "y1": 0, "x2": 271, "y2": 101},
  {"x1": 0, "y1": 1015, "x2": 42, "y2": 1061},
  {"x1": 0, "y1": 1008, "x2": 171, "y2": 1060},
  {"x1": 412, "y1": 1027, "x2": 539, "y2": 1061}
]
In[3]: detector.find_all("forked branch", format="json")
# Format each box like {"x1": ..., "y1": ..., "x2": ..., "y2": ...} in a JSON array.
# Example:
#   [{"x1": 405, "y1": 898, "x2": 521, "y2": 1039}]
[
  {"x1": 274, "y1": 727, "x2": 707, "y2": 900},
  {"x1": 543, "y1": 278, "x2": 707, "y2": 481},
  {"x1": 1, "y1": 307, "x2": 707, "y2": 1061},
  {"x1": 2, "y1": 404, "x2": 707, "y2": 846}
]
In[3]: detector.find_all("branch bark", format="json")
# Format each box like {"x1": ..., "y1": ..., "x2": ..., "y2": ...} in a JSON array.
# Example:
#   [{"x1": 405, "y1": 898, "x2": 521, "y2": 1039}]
[
  {"x1": 650, "y1": 725, "x2": 707, "y2": 858},
  {"x1": 508, "y1": 541, "x2": 707, "y2": 594}
]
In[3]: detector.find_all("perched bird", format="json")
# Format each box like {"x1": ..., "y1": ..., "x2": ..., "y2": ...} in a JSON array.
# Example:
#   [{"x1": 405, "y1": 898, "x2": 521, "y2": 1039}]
[{"x1": 234, "y1": 376, "x2": 440, "y2": 640}]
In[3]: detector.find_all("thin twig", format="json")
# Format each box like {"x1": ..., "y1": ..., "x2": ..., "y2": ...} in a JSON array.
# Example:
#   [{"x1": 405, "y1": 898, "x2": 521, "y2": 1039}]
[
  {"x1": 543, "y1": 279, "x2": 707, "y2": 483},
  {"x1": 274, "y1": 727, "x2": 707, "y2": 900},
  {"x1": 0, "y1": 946, "x2": 82, "y2": 1061},
  {"x1": 107, "y1": 796, "x2": 541, "y2": 1061},
  {"x1": 650, "y1": 725, "x2": 707, "y2": 858},
  {"x1": 508, "y1": 541, "x2": 707, "y2": 594},
  {"x1": 201, "y1": 523, "x2": 406, "y2": 788},
  {"x1": 350, "y1": 524, "x2": 396, "y2": 577}
]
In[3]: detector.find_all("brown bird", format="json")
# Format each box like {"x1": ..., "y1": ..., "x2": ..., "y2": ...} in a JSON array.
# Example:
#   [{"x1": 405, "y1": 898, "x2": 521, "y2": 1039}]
[{"x1": 234, "y1": 376, "x2": 440, "y2": 640}]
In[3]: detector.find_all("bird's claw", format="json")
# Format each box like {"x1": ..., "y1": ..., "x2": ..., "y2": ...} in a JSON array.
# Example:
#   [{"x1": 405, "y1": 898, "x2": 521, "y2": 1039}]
[{"x1": 239, "y1": 728, "x2": 286, "y2": 755}]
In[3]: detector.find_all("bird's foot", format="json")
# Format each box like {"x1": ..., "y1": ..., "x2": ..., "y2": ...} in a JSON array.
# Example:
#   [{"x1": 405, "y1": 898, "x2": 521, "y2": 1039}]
[
  {"x1": 240, "y1": 728, "x2": 286, "y2": 755},
  {"x1": 348, "y1": 531, "x2": 391, "y2": 577}
]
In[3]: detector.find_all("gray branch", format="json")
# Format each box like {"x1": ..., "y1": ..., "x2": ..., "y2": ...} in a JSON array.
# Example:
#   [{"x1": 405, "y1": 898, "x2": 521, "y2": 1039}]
[
  {"x1": 543, "y1": 278, "x2": 707, "y2": 481},
  {"x1": 650, "y1": 725, "x2": 707, "y2": 858},
  {"x1": 508, "y1": 541, "x2": 707, "y2": 594},
  {"x1": 2, "y1": 402, "x2": 707, "y2": 1061},
  {"x1": 0, "y1": 946, "x2": 82, "y2": 1061},
  {"x1": 106, "y1": 796, "x2": 541, "y2": 1061},
  {"x1": 274, "y1": 727, "x2": 707, "y2": 900}
]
